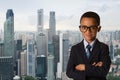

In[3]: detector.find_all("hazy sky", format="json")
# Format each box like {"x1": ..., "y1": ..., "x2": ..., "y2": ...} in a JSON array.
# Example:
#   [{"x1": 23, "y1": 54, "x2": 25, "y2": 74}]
[{"x1": 0, "y1": 0, "x2": 120, "y2": 31}]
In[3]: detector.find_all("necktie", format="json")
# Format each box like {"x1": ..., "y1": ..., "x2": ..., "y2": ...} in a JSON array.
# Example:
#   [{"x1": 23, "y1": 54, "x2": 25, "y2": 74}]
[{"x1": 86, "y1": 45, "x2": 91, "y2": 58}]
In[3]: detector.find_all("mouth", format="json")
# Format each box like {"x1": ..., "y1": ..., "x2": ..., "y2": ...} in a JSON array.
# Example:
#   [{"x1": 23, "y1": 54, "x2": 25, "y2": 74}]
[
  {"x1": 86, "y1": 34, "x2": 92, "y2": 37},
  {"x1": 85, "y1": 34, "x2": 93, "y2": 39}
]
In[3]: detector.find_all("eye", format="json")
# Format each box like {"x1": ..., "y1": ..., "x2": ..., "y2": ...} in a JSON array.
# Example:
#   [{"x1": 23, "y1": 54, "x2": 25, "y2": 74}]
[
  {"x1": 82, "y1": 26, "x2": 87, "y2": 29},
  {"x1": 90, "y1": 26, "x2": 97, "y2": 30}
]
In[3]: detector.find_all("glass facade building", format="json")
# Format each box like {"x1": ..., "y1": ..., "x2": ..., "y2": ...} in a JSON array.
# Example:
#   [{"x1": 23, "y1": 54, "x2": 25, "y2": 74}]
[
  {"x1": 0, "y1": 57, "x2": 14, "y2": 80},
  {"x1": 16, "y1": 40, "x2": 22, "y2": 51},
  {"x1": 36, "y1": 56, "x2": 47, "y2": 79},
  {"x1": 48, "y1": 11, "x2": 56, "y2": 42},
  {"x1": 62, "y1": 33, "x2": 69, "y2": 72},
  {"x1": 36, "y1": 9, "x2": 47, "y2": 56},
  {"x1": 27, "y1": 40, "x2": 35, "y2": 77},
  {"x1": 0, "y1": 42, "x2": 4, "y2": 57},
  {"x1": 36, "y1": 33, "x2": 47, "y2": 56},
  {"x1": 47, "y1": 55, "x2": 54, "y2": 80},
  {"x1": 4, "y1": 9, "x2": 14, "y2": 58}
]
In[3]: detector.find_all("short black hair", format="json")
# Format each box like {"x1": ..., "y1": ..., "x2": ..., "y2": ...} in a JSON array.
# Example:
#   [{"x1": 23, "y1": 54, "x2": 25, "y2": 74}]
[{"x1": 80, "y1": 11, "x2": 100, "y2": 26}]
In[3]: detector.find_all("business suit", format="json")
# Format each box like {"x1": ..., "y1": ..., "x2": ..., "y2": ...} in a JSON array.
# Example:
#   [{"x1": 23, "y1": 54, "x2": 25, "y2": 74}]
[{"x1": 66, "y1": 39, "x2": 111, "y2": 80}]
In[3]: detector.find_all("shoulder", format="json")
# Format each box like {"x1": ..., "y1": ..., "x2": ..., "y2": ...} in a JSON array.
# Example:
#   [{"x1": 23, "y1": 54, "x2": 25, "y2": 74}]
[
  {"x1": 71, "y1": 41, "x2": 83, "y2": 50},
  {"x1": 69, "y1": 42, "x2": 83, "y2": 56},
  {"x1": 96, "y1": 39, "x2": 109, "y2": 49}
]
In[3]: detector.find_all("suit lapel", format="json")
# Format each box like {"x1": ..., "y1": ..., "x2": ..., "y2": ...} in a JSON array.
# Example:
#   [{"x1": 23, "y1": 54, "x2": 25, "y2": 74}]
[
  {"x1": 78, "y1": 40, "x2": 89, "y2": 63},
  {"x1": 89, "y1": 39, "x2": 100, "y2": 61},
  {"x1": 77, "y1": 39, "x2": 101, "y2": 64}
]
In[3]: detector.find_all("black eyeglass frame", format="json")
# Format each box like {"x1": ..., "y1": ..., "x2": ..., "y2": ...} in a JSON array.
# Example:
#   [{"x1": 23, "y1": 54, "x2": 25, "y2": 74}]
[{"x1": 79, "y1": 25, "x2": 99, "y2": 32}]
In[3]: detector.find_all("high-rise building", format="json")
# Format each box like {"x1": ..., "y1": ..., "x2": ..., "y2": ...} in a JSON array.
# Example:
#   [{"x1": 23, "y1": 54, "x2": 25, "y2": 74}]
[
  {"x1": 37, "y1": 9, "x2": 43, "y2": 32},
  {"x1": 109, "y1": 33, "x2": 114, "y2": 60},
  {"x1": 36, "y1": 55, "x2": 47, "y2": 80},
  {"x1": 0, "y1": 30, "x2": 3, "y2": 41},
  {"x1": 36, "y1": 9, "x2": 47, "y2": 56},
  {"x1": 57, "y1": 33, "x2": 63, "y2": 78},
  {"x1": 6, "y1": 9, "x2": 14, "y2": 20},
  {"x1": 115, "y1": 31, "x2": 120, "y2": 41},
  {"x1": 53, "y1": 35, "x2": 59, "y2": 62},
  {"x1": 27, "y1": 40, "x2": 35, "y2": 77},
  {"x1": 4, "y1": 9, "x2": 14, "y2": 58},
  {"x1": 48, "y1": 11, "x2": 56, "y2": 42},
  {"x1": 52, "y1": 35, "x2": 59, "y2": 78},
  {"x1": 15, "y1": 39, "x2": 22, "y2": 61},
  {"x1": 47, "y1": 55, "x2": 55, "y2": 80},
  {"x1": 36, "y1": 33, "x2": 47, "y2": 56},
  {"x1": 20, "y1": 50, "x2": 27, "y2": 77},
  {"x1": 57, "y1": 33, "x2": 69, "y2": 79},
  {"x1": 62, "y1": 33, "x2": 69, "y2": 72},
  {"x1": 0, "y1": 42, "x2": 4, "y2": 57},
  {"x1": 14, "y1": 39, "x2": 22, "y2": 76},
  {"x1": 2, "y1": 9, "x2": 14, "y2": 80},
  {"x1": 0, "y1": 56, "x2": 14, "y2": 80},
  {"x1": 48, "y1": 42, "x2": 54, "y2": 55},
  {"x1": 16, "y1": 40, "x2": 22, "y2": 51}
]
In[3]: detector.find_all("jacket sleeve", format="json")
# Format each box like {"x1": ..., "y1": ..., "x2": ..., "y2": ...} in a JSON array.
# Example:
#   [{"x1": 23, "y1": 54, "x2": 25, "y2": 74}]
[
  {"x1": 85, "y1": 45, "x2": 111, "y2": 77},
  {"x1": 66, "y1": 46, "x2": 85, "y2": 80}
]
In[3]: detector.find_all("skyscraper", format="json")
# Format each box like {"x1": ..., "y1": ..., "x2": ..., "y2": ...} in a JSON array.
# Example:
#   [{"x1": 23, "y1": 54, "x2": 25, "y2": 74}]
[
  {"x1": 27, "y1": 40, "x2": 35, "y2": 77},
  {"x1": 36, "y1": 9, "x2": 47, "y2": 56},
  {"x1": 36, "y1": 55, "x2": 47, "y2": 80},
  {"x1": 47, "y1": 55, "x2": 55, "y2": 80},
  {"x1": 0, "y1": 42, "x2": 4, "y2": 57},
  {"x1": 52, "y1": 35, "x2": 59, "y2": 78},
  {"x1": 0, "y1": 56, "x2": 14, "y2": 80},
  {"x1": 37, "y1": 9, "x2": 43, "y2": 32},
  {"x1": 57, "y1": 33, "x2": 63, "y2": 78},
  {"x1": 20, "y1": 50, "x2": 27, "y2": 76},
  {"x1": 48, "y1": 11, "x2": 56, "y2": 42},
  {"x1": 16, "y1": 40, "x2": 22, "y2": 51},
  {"x1": 62, "y1": 33, "x2": 69, "y2": 72},
  {"x1": 109, "y1": 32, "x2": 114, "y2": 60},
  {"x1": 36, "y1": 33, "x2": 47, "y2": 56},
  {"x1": 4, "y1": 9, "x2": 14, "y2": 57},
  {"x1": 57, "y1": 33, "x2": 69, "y2": 79}
]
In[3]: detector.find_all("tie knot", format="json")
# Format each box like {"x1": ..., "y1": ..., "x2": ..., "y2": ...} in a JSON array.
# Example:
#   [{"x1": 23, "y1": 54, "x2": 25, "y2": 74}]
[{"x1": 86, "y1": 45, "x2": 91, "y2": 50}]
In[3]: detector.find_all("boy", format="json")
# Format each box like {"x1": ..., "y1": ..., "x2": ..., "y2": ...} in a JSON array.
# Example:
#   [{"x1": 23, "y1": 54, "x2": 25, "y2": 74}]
[{"x1": 66, "y1": 11, "x2": 111, "y2": 80}]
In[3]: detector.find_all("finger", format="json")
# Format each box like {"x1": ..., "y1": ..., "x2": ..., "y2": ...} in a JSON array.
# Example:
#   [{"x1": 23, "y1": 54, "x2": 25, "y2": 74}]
[
  {"x1": 98, "y1": 62, "x2": 103, "y2": 66},
  {"x1": 92, "y1": 62, "x2": 96, "y2": 65},
  {"x1": 95, "y1": 63, "x2": 98, "y2": 66},
  {"x1": 95, "y1": 62, "x2": 103, "y2": 67}
]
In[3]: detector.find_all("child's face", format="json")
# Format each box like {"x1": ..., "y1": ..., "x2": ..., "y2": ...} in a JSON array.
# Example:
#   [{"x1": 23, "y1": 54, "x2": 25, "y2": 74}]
[{"x1": 80, "y1": 17, "x2": 101, "y2": 43}]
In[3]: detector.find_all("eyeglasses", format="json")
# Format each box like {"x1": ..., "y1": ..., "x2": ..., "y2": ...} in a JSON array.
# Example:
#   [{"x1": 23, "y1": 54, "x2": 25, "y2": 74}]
[{"x1": 79, "y1": 25, "x2": 98, "y2": 32}]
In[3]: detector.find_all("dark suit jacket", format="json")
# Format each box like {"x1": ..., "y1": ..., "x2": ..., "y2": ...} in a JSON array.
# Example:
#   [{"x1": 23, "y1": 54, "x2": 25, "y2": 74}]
[{"x1": 66, "y1": 39, "x2": 111, "y2": 80}]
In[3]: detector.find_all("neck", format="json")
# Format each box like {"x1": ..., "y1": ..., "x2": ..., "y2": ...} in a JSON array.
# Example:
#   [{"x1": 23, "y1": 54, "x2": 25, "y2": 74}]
[{"x1": 85, "y1": 39, "x2": 96, "y2": 44}]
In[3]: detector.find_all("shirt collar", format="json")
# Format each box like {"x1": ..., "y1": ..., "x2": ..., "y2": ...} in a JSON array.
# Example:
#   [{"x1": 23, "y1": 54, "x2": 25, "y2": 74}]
[{"x1": 83, "y1": 39, "x2": 96, "y2": 49}]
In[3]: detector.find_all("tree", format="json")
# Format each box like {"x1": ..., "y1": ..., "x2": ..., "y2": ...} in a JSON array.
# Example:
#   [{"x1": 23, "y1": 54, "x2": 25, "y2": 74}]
[
  {"x1": 24, "y1": 76, "x2": 37, "y2": 80},
  {"x1": 114, "y1": 49, "x2": 120, "y2": 56},
  {"x1": 107, "y1": 73, "x2": 120, "y2": 80}
]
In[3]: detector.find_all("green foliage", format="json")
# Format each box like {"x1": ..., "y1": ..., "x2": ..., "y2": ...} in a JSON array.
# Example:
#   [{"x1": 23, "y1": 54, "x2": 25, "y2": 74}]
[
  {"x1": 114, "y1": 49, "x2": 120, "y2": 56},
  {"x1": 24, "y1": 76, "x2": 36, "y2": 80},
  {"x1": 107, "y1": 73, "x2": 120, "y2": 80}
]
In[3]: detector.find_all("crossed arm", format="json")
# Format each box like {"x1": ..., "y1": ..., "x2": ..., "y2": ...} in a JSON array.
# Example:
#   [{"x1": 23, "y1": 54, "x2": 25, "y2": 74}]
[
  {"x1": 75, "y1": 61, "x2": 103, "y2": 71},
  {"x1": 66, "y1": 45, "x2": 111, "y2": 79},
  {"x1": 75, "y1": 46, "x2": 111, "y2": 77}
]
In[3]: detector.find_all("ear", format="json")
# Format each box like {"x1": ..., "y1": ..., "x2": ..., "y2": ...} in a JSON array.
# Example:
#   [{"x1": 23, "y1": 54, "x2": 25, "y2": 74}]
[{"x1": 97, "y1": 26, "x2": 101, "y2": 32}]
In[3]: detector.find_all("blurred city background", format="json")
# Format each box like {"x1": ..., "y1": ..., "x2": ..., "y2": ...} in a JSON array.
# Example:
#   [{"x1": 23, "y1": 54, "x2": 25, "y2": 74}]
[{"x1": 0, "y1": 0, "x2": 120, "y2": 80}]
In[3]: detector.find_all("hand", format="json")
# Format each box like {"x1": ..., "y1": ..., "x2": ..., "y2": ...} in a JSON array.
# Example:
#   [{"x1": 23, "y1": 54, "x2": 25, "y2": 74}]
[
  {"x1": 75, "y1": 64, "x2": 85, "y2": 71},
  {"x1": 92, "y1": 61, "x2": 103, "y2": 67}
]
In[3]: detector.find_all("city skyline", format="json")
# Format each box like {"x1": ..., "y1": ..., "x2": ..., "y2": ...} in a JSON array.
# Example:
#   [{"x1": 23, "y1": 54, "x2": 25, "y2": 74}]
[
  {"x1": 0, "y1": 7, "x2": 120, "y2": 79},
  {"x1": 0, "y1": 0, "x2": 120, "y2": 31}
]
